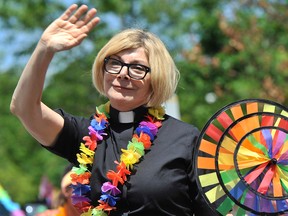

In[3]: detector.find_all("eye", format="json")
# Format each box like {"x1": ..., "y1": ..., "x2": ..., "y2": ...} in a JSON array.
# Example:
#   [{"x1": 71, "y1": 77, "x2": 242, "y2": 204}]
[
  {"x1": 131, "y1": 64, "x2": 146, "y2": 72},
  {"x1": 110, "y1": 59, "x2": 122, "y2": 66}
]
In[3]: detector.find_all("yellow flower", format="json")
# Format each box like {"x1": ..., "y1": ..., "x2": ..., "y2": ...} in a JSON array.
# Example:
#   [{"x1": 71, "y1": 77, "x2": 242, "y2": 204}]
[
  {"x1": 80, "y1": 143, "x2": 95, "y2": 157},
  {"x1": 120, "y1": 149, "x2": 141, "y2": 170},
  {"x1": 148, "y1": 106, "x2": 165, "y2": 120},
  {"x1": 77, "y1": 152, "x2": 94, "y2": 165}
]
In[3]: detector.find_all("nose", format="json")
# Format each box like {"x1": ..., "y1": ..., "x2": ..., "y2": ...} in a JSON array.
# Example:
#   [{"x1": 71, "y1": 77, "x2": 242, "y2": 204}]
[{"x1": 117, "y1": 65, "x2": 130, "y2": 79}]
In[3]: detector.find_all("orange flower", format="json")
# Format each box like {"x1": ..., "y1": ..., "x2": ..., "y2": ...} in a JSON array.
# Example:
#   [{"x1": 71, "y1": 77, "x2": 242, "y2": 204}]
[
  {"x1": 133, "y1": 132, "x2": 152, "y2": 149},
  {"x1": 107, "y1": 170, "x2": 124, "y2": 186},
  {"x1": 116, "y1": 161, "x2": 131, "y2": 181},
  {"x1": 83, "y1": 136, "x2": 97, "y2": 151},
  {"x1": 96, "y1": 200, "x2": 115, "y2": 212},
  {"x1": 95, "y1": 113, "x2": 108, "y2": 122},
  {"x1": 70, "y1": 172, "x2": 91, "y2": 185},
  {"x1": 73, "y1": 201, "x2": 91, "y2": 213}
]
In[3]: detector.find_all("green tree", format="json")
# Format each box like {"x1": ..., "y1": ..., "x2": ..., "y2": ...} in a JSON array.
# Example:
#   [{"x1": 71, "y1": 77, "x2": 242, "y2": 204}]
[
  {"x1": 0, "y1": 71, "x2": 68, "y2": 204},
  {"x1": 178, "y1": 0, "x2": 288, "y2": 128}
]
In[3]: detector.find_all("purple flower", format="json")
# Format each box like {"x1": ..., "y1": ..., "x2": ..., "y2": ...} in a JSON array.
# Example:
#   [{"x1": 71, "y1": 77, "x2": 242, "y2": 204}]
[
  {"x1": 71, "y1": 194, "x2": 91, "y2": 205},
  {"x1": 101, "y1": 182, "x2": 121, "y2": 196},
  {"x1": 88, "y1": 126, "x2": 106, "y2": 140},
  {"x1": 139, "y1": 121, "x2": 158, "y2": 136}
]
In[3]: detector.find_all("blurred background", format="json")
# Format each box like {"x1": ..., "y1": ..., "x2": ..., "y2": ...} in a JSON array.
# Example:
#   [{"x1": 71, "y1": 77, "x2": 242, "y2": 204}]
[{"x1": 1, "y1": 0, "x2": 288, "y2": 214}]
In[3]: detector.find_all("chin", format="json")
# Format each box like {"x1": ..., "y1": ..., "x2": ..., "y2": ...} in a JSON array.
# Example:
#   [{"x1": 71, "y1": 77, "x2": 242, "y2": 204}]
[{"x1": 109, "y1": 98, "x2": 134, "y2": 110}]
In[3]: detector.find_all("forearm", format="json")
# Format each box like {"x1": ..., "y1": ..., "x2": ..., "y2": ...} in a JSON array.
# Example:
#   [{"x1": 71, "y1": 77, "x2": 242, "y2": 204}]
[{"x1": 10, "y1": 41, "x2": 64, "y2": 146}]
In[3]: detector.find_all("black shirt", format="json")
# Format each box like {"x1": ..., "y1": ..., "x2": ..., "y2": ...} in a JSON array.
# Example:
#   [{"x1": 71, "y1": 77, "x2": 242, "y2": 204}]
[{"x1": 45, "y1": 106, "x2": 215, "y2": 216}]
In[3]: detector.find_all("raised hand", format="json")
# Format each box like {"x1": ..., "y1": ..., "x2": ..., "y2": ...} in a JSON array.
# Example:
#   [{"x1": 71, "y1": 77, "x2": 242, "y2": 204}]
[{"x1": 40, "y1": 4, "x2": 100, "y2": 52}]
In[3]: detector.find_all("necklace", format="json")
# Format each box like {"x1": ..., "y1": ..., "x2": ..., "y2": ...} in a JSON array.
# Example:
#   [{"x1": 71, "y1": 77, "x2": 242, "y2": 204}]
[{"x1": 70, "y1": 102, "x2": 165, "y2": 216}]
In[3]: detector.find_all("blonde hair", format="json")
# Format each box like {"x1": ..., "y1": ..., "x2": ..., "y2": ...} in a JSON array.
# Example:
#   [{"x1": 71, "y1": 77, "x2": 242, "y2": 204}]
[{"x1": 92, "y1": 28, "x2": 179, "y2": 107}]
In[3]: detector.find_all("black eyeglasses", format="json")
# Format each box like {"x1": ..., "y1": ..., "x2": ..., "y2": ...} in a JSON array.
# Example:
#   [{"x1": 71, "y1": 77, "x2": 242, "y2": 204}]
[{"x1": 104, "y1": 57, "x2": 151, "y2": 80}]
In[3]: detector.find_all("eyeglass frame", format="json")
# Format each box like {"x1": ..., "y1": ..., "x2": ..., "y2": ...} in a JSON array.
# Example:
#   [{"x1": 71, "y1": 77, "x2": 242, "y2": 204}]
[{"x1": 103, "y1": 57, "x2": 151, "y2": 80}]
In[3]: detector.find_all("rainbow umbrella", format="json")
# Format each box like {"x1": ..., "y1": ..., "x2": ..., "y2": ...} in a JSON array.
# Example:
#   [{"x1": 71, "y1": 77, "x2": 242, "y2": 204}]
[{"x1": 195, "y1": 99, "x2": 288, "y2": 215}]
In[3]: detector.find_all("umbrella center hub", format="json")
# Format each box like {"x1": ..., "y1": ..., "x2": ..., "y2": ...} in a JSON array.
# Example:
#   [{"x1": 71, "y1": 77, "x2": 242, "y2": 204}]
[{"x1": 271, "y1": 158, "x2": 277, "y2": 165}]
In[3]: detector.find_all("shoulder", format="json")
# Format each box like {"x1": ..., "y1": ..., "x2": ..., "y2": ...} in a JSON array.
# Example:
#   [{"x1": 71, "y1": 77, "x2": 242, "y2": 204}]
[
  {"x1": 55, "y1": 108, "x2": 92, "y2": 130},
  {"x1": 157, "y1": 114, "x2": 200, "y2": 151},
  {"x1": 162, "y1": 114, "x2": 199, "y2": 135},
  {"x1": 55, "y1": 108, "x2": 92, "y2": 121},
  {"x1": 154, "y1": 114, "x2": 199, "y2": 165}
]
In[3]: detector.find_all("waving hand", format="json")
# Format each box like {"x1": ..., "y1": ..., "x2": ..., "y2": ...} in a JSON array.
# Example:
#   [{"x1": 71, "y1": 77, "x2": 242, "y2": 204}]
[{"x1": 40, "y1": 4, "x2": 100, "y2": 52}]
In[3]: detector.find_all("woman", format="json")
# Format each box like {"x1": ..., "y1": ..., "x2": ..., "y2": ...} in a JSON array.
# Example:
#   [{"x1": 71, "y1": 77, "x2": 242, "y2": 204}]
[{"x1": 10, "y1": 4, "x2": 215, "y2": 216}]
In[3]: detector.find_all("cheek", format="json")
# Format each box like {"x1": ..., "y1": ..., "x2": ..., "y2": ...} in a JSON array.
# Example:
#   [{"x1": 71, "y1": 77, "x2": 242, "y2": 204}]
[
  {"x1": 103, "y1": 74, "x2": 112, "y2": 93},
  {"x1": 142, "y1": 83, "x2": 151, "y2": 95},
  {"x1": 140, "y1": 79, "x2": 152, "y2": 97}
]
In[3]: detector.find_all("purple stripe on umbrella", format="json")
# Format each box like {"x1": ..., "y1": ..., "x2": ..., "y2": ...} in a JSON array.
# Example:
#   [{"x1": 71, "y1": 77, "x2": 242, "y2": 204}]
[
  {"x1": 262, "y1": 129, "x2": 273, "y2": 158},
  {"x1": 273, "y1": 131, "x2": 287, "y2": 158}
]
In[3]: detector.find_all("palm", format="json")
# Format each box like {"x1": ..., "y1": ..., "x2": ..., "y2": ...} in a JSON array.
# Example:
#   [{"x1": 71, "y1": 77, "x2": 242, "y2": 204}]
[{"x1": 41, "y1": 4, "x2": 100, "y2": 52}]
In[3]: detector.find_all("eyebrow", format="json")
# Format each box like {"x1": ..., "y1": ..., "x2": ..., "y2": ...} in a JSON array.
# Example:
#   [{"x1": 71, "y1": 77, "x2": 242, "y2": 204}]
[{"x1": 111, "y1": 55, "x2": 149, "y2": 66}]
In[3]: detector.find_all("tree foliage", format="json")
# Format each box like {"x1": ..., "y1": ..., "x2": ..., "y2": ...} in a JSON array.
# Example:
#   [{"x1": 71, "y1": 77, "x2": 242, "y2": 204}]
[
  {"x1": 178, "y1": 0, "x2": 288, "y2": 127},
  {"x1": 1, "y1": 0, "x2": 288, "y2": 206}
]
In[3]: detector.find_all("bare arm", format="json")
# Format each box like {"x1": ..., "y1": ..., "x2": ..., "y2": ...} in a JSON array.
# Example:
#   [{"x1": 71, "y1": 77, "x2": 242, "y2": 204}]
[{"x1": 10, "y1": 4, "x2": 100, "y2": 146}]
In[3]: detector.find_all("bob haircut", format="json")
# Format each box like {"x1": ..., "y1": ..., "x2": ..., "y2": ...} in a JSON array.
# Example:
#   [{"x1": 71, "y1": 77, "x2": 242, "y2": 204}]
[{"x1": 92, "y1": 28, "x2": 180, "y2": 108}]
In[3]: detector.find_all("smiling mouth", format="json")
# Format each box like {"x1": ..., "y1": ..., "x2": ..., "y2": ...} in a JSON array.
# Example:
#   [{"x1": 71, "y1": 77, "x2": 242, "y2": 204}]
[{"x1": 113, "y1": 85, "x2": 132, "y2": 90}]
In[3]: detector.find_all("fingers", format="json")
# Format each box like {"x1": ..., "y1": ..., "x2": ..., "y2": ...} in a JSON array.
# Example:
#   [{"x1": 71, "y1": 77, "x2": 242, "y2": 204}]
[
  {"x1": 57, "y1": 4, "x2": 100, "y2": 40},
  {"x1": 80, "y1": 9, "x2": 100, "y2": 31},
  {"x1": 59, "y1": 4, "x2": 99, "y2": 26},
  {"x1": 59, "y1": 4, "x2": 78, "y2": 20},
  {"x1": 81, "y1": 8, "x2": 98, "y2": 25},
  {"x1": 68, "y1": 5, "x2": 89, "y2": 24},
  {"x1": 83, "y1": 16, "x2": 100, "y2": 33}
]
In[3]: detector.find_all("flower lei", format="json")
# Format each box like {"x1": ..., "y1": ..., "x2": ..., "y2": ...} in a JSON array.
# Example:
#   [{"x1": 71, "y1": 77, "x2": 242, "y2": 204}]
[{"x1": 70, "y1": 102, "x2": 165, "y2": 216}]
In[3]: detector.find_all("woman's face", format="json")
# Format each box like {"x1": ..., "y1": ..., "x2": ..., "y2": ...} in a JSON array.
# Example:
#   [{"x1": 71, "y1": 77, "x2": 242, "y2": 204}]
[{"x1": 103, "y1": 47, "x2": 152, "y2": 111}]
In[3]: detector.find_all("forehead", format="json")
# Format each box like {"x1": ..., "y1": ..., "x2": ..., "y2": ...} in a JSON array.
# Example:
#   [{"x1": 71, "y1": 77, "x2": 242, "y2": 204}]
[{"x1": 113, "y1": 48, "x2": 148, "y2": 61}]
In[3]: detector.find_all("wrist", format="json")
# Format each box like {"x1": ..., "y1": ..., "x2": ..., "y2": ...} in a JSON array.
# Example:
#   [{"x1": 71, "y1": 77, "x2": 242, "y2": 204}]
[{"x1": 37, "y1": 39, "x2": 55, "y2": 56}]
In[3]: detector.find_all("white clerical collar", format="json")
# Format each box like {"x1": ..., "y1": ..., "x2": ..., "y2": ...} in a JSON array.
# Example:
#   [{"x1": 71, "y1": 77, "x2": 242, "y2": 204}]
[{"x1": 118, "y1": 111, "x2": 135, "y2": 123}]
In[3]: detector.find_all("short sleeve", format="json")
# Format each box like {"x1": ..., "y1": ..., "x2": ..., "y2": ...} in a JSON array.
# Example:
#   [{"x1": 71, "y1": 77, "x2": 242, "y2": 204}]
[{"x1": 43, "y1": 108, "x2": 91, "y2": 165}]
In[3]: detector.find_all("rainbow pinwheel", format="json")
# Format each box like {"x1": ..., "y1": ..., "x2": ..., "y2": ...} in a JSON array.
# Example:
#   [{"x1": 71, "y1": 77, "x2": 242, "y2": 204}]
[
  {"x1": 0, "y1": 184, "x2": 25, "y2": 216},
  {"x1": 195, "y1": 99, "x2": 288, "y2": 215}
]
